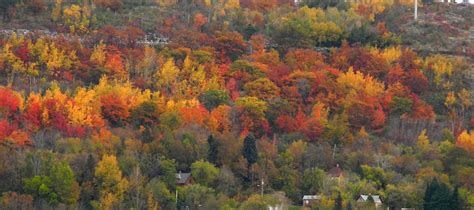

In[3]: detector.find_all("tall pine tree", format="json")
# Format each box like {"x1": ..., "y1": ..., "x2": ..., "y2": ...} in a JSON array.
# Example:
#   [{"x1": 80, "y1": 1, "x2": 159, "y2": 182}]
[
  {"x1": 424, "y1": 179, "x2": 454, "y2": 210},
  {"x1": 346, "y1": 202, "x2": 353, "y2": 210},
  {"x1": 334, "y1": 192, "x2": 343, "y2": 210},
  {"x1": 207, "y1": 135, "x2": 219, "y2": 165},
  {"x1": 451, "y1": 186, "x2": 461, "y2": 210},
  {"x1": 242, "y1": 133, "x2": 258, "y2": 166}
]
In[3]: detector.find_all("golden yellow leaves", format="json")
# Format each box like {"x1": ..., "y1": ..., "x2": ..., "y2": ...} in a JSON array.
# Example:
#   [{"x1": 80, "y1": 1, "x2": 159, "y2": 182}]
[
  {"x1": 156, "y1": 58, "x2": 180, "y2": 92},
  {"x1": 457, "y1": 130, "x2": 474, "y2": 151},
  {"x1": 90, "y1": 42, "x2": 107, "y2": 66},
  {"x1": 417, "y1": 129, "x2": 430, "y2": 149},
  {"x1": 51, "y1": 0, "x2": 63, "y2": 22},
  {"x1": 62, "y1": 4, "x2": 91, "y2": 34},
  {"x1": 155, "y1": 57, "x2": 212, "y2": 99},
  {"x1": 424, "y1": 55, "x2": 453, "y2": 87},
  {"x1": 94, "y1": 76, "x2": 152, "y2": 110},
  {"x1": 67, "y1": 88, "x2": 103, "y2": 127},
  {"x1": 370, "y1": 46, "x2": 402, "y2": 66},
  {"x1": 94, "y1": 155, "x2": 129, "y2": 209},
  {"x1": 337, "y1": 68, "x2": 385, "y2": 98}
]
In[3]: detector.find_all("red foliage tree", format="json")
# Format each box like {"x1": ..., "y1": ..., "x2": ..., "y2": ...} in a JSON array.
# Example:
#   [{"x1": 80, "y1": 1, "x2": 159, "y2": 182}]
[
  {"x1": 348, "y1": 95, "x2": 386, "y2": 130},
  {"x1": 409, "y1": 95, "x2": 434, "y2": 120},
  {"x1": 22, "y1": 100, "x2": 42, "y2": 131},
  {"x1": 193, "y1": 13, "x2": 208, "y2": 30},
  {"x1": 0, "y1": 119, "x2": 15, "y2": 140},
  {"x1": 285, "y1": 48, "x2": 325, "y2": 71},
  {"x1": 105, "y1": 46, "x2": 127, "y2": 79},
  {"x1": 100, "y1": 93, "x2": 129, "y2": 126},
  {"x1": 213, "y1": 32, "x2": 248, "y2": 62},
  {"x1": 15, "y1": 41, "x2": 31, "y2": 63},
  {"x1": 276, "y1": 115, "x2": 298, "y2": 133},
  {"x1": 404, "y1": 70, "x2": 429, "y2": 95},
  {"x1": 385, "y1": 65, "x2": 405, "y2": 85},
  {"x1": 43, "y1": 99, "x2": 68, "y2": 132},
  {"x1": 0, "y1": 88, "x2": 21, "y2": 118},
  {"x1": 302, "y1": 117, "x2": 324, "y2": 141}
]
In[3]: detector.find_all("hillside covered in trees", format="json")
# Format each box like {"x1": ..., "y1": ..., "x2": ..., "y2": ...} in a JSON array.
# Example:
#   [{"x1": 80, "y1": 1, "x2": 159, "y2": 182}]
[{"x1": 0, "y1": 0, "x2": 473, "y2": 209}]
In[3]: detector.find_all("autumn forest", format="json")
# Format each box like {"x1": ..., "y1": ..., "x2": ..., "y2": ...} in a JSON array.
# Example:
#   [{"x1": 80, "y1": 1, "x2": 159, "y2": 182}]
[{"x1": 0, "y1": 0, "x2": 472, "y2": 209}]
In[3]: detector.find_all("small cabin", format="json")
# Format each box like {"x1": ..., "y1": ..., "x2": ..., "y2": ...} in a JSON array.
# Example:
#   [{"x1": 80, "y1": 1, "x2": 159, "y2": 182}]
[
  {"x1": 176, "y1": 171, "x2": 193, "y2": 186},
  {"x1": 328, "y1": 164, "x2": 344, "y2": 179},
  {"x1": 302, "y1": 195, "x2": 322, "y2": 207},
  {"x1": 356, "y1": 194, "x2": 383, "y2": 209}
]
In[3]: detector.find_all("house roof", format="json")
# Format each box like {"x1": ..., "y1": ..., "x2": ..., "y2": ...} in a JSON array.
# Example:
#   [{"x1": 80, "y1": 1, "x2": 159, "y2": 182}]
[
  {"x1": 176, "y1": 172, "x2": 191, "y2": 184},
  {"x1": 328, "y1": 164, "x2": 343, "y2": 177},
  {"x1": 357, "y1": 195, "x2": 382, "y2": 204},
  {"x1": 302, "y1": 195, "x2": 322, "y2": 200},
  {"x1": 372, "y1": 195, "x2": 382, "y2": 203}
]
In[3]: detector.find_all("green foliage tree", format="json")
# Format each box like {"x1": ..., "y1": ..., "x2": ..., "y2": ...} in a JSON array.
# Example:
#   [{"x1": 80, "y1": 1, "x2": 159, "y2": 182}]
[
  {"x1": 146, "y1": 178, "x2": 175, "y2": 210},
  {"x1": 199, "y1": 90, "x2": 230, "y2": 111},
  {"x1": 302, "y1": 168, "x2": 325, "y2": 194},
  {"x1": 190, "y1": 160, "x2": 219, "y2": 187},
  {"x1": 178, "y1": 184, "x2": 214, "y2": 210},
  {"x1": 239, "y1": 194, "x2": 277, "y2": 210},
  {"x1": 49, "y1": 162, "x2": 80, "y2": 205},
  {"x1": 273, "y1": 18, "x2": 314, "y2": 53},
  {"x1": 159, "y1": 158, "x2": 177, "y2": 190},
  {"x1": 24, "y1": 161, "x2": 79, "y2": 205},
  {"x1": 216, "y1": 166, "x2": 241, "y2": 197},
  {"x1": 24, "y1": 176, "x2": 59, "y2": 205},
  {"x1": 360, "y1": 165, "x2": 387, "y2": 189}
]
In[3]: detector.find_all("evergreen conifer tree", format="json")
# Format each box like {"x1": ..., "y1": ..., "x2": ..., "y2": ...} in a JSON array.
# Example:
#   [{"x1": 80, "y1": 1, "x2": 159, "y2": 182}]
[
  {"x1": 207, "y1": 135, "x2": 219, "y2": 165},
  {"x1": 242, "y1": 133, "x2": 258, "y2": 166}
]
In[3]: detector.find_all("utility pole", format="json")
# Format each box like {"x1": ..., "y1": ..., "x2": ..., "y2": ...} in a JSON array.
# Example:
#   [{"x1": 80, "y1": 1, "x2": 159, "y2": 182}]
[
  {"x1": 414, "y1": 0, "x2": 418, "y2": 20},
  {"x1": 257, "y1": 179, "x2": 264, "y2": 196}
]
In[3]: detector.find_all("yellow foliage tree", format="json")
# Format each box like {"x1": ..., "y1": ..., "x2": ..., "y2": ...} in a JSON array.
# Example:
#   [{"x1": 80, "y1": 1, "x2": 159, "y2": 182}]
[
  {"x1": 51, "y1": 0, "x2": 63, "y2": 22},
  {"x1": 456, "y1": 130, "x2": 474, "y2": 151},
  {"x1": 90, "y1": 42, "x2": 107, "y2": 66},
  {"x1": 417, "y1": 129, "x2": 430, "y2": 149},
  {"x1": 66, "y1": 87, "x2": 105, "y2": 127},
  {"x1": 424, "y1": 55, "x2": 453, "y2": 87},
  {"x1": 136, "y1": 46, "x2": 158, "y2": 80},
  {"x1": 93, "y1": 155, "x2": 129, "y2": 210},
  {"x1": 94, "y1": 76, "x2": 152, "y2": 111},
  {"x1": 337, "y1": 68, "x2": 385, "y2": 98},
  {"x1": 156, "y1": 58, "x2": 180, "y2": 94}
]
